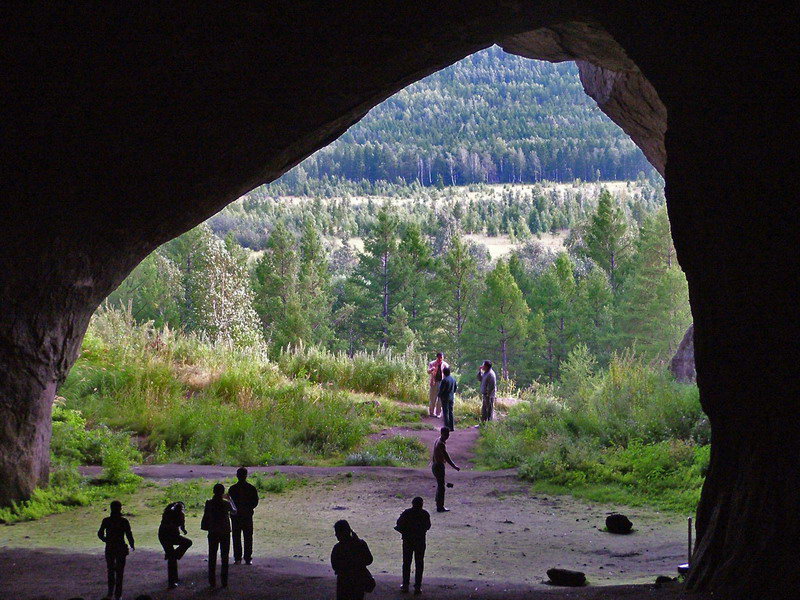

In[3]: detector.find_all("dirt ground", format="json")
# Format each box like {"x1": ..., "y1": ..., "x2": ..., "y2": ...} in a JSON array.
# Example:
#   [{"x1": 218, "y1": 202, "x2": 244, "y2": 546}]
[{"x1": 0, "y1": 423, "x2": 700, "y2": 600}]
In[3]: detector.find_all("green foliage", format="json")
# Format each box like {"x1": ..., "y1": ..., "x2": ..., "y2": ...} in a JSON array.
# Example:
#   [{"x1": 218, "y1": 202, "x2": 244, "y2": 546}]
[
  {"x1": 345, "y1": 436, "x2": 427, "y2": 467},
  {"x1": 60, "y1": 308, "x2": 381, "y2": 467},
  {"x1": 277, "y1": 344, "x2": 427, "y2": 404},
  {"x1": 51, "y1": 404, "x2": 141, "y2": 465},
  {"x1": 476, "y1": 356, "x2": 707, "y2": 512},
  {"x1": 576, "y1": 189, "x2": 631, "y2": 290}
]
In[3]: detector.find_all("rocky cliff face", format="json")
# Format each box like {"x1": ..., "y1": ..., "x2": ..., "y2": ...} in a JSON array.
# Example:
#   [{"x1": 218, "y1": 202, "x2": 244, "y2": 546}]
[{"x1": 671, "y1": 324, "x2": 696, "y2": 383}]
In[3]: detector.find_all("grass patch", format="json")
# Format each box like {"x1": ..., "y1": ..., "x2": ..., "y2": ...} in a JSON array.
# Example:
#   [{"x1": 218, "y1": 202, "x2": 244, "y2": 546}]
[
  {"x1": 476, "y1": 353, "x2": 707, "y2": 513},
  {"x1": 345, "y1": 435, "x2": 427, "y2": 467},
  {"x1": 147, "y1": 473, "x2": 308, "y2": 510}
]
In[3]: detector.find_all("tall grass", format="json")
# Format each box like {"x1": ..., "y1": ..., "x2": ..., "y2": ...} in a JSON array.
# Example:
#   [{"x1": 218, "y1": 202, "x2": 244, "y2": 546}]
[
  {"x1": 60, "y1": 308, "x2": 381, "y2": 466},
  {"x1": 278, "y1": 344, "x2": 427, "y2": 404},
  {"x1": 476, "y1": 353, "x2": 708, "y2": 513}
]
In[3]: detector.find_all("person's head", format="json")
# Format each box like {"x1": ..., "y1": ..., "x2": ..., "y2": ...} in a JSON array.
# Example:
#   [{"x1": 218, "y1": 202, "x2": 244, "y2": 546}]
[
  {"x1": 236, "y1": 466, "x2": 248, "y2": 481},
  {"x1": 109, "y1": 500, "x2": 122, "y2": 515},
  {"x1": 440, "y1": 426, "x2": 450, "y2": 441},
  {"x1": 175, "y1": 501, "x2": 185, "y2": 513},
  {"x1": 483, "y1": 360, "x2": 493, "y2": 372},
  {"x1": 436, "y1": 352, "x2": 443, "y2": 361},
  {"x1": 442, "y1": 366, "x2": 451, "y2": 377},
  {"x1": 213, "y1": 483, "x2": 225, "y2": 497},
  {"x1": 334, "y1": 519, "x2": 353, "y2": 542},
  {"x1": 412, "y1": 496, "x2": 424, "y2": 509}
]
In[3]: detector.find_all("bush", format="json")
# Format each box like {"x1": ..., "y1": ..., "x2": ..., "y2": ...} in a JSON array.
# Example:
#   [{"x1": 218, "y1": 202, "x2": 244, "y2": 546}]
[{"x1": 476, "y1": 354, "x2": 708, "y2": 513}]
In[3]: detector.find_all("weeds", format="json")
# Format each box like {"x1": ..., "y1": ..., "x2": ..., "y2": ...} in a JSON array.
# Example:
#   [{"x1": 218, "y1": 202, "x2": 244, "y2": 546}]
[{"x1": 345, "y1": 435, "x2": 427, "y2": 467}]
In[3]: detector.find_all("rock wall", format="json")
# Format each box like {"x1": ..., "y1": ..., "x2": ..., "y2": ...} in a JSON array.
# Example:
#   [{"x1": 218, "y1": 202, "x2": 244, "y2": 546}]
[{"x1": 670, "y1": 324, "x2": 696, "y2": 383}]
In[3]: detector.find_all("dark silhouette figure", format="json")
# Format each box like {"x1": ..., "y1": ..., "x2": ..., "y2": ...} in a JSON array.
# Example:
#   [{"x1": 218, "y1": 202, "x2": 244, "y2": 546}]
[
  {"x1": 431, "y1": 427, "x2": 460, "y2": 512},
  {"x1": 158, "y1": 501, "x2": 192, "y2": 589},
  {"x1": 395, "y1": 497, "x2": 431, "y2": 594},
  {"x1": 201, "y1": 483, "x2": 237, "y2": 588},
  {"x1": 331, "y1": 520, "x2": 374, "y2": 600},
  {"x1": 97, "y1": 500, "x2": 135, "y2": 600},
  {"x1": 437, "y1": 366, "x2": 457, "y2": 431},
  {"x1": 228, "y1": 466, "x2": 259, "y2": 565}
]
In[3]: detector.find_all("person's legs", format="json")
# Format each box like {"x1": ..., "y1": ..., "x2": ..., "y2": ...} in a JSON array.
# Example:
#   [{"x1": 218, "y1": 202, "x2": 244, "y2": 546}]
[
  {"x1": 114, "y1": 554, "x2": 126, "y2": 599},
  {"x1": 481, "y1": 394, "x2": 490, "y2": 422},
  {"x1": 208, "y1": 534, "x2": 219, "y2": 587},
  {"x1": 401, "y1": 539, "x2": 413, "y2": 589},
  {"x1": 220, "y1": 534, "x2": 230, "y2": 587},
  {"x1": 442, "y1": 399, "x2": 454, "y2": 431},
  {"x1": 432, "y1": 464, "x2": 446, "y2": 510},
  {"x1": 167, "y1": 555, "x2": 178, "y2": 587},
  {"x1": 428, "y1": 384, "x2": 438, "y2": 416},
  {"x1": 105, "y1": 551, "x2": 116, "y2": 597},
  {"x1": 487, "y1": 394, "x2": 495, "y2": 421},
  {"x1": 414, "y1": 542, "x2": 425, "y2": 591},
  {"x1": 231, "y1": 516, "x2": 243, "y2": 562},
  {"x1": 243, "y1": 516, "x2": 254, "y2": 563},
  {"x1": 174, "y1": 535, "x2": 192, "y2": 560}
]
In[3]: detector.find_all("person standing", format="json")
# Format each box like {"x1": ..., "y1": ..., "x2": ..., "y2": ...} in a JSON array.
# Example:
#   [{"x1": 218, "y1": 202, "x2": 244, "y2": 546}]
[
  {"x1": 158, "y1": 501, "x2": 192, "y2": 589},
  {"x1": 427, "y1": 352, "x2": 449, "y2": 418},
  {"x1": 97, "y1": 500, "x2": 135, "y2": 600},
  {"x1": 431, "y1": 427, "x2": 460, "y2": 512},
  {"x1": 201, "y1": 483, "x2": 237, "y2": 589},
  {"x1": 331, "y1": 520, "x2": 374, "y2": 600},
  {"x1": 228, "y1": 467, "x2": 259, "y2": 565},
  {"x1": 437, "y1": 366, "x2": 457, "y2": 431},
  {"x1": 477, "y1": 360, "x2": 497, "y2": 422},
  {"x1": 394, "y1": 497, "x2": 431, "y2": 595}
]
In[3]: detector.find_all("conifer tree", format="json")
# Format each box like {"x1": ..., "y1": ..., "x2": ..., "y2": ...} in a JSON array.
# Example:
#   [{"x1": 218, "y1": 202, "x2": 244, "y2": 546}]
[
  {"x1": 580, "y1": 189, "x2": 631, "y2": 290},
  {"x1": 298, "y1": 219, "x2": 333, "y2": 345},
  {"x1": 462, "y1": 260, "x2": 529, "y2": 381}
]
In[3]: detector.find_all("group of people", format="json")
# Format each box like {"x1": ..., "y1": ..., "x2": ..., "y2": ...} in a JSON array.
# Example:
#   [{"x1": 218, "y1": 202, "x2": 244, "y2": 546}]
[
  {"x1": 95, "y1": 352, "x2": 493, "y2": 600},
  {"x1": 428, "y1": 352, "x2": 497, "y2": 426},
  {"x1": 97, "y1": 467, "x2": 258, "y2": 599}
]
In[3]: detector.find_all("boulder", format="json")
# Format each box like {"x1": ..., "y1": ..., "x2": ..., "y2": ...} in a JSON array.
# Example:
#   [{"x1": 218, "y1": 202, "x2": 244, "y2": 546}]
[
  {"x1": 670, "y1": 324, "x2": 695, "y2": 383},
  {"x1": 546, "y1": 568, "x2": 587, "y2": 587},
  {"x1": 606, "y1": 513, "x2": 633, "y2": 534}
]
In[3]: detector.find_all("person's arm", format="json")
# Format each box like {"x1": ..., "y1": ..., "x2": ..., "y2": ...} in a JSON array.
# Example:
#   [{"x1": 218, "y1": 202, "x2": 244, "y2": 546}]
[
  {"x1": 125, "y1": 520, "x2": 135, "y2": 550},
  {"x1": 331, "y1": 545, "x2": 343, "y2": 573},
  {"x1": 251, "y1": 484, "x2": 259, "y2": 509},
  {"x1": 443, "y1": 448, "x2": 460, "y2": 471},
  {"x1": 361, "y1": 540, "x2": 374, "y2": 566},
  {"x1": 97, "y1": 519, "x2": 107, "y2": 543},
  {"x1": 179, "y1": 512, "x2": 187, "y2": 534},
  {"x1": 227, "y1": 494, "x2": 238, "y2": 515},
  {"x1": 423, "y1": 512, "x2": 431, "y2": 531}
]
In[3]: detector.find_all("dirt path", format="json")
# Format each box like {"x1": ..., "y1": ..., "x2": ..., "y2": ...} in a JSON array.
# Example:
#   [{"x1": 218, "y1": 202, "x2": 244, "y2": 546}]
[
  {"x1": 370, "y1": 415, "x2": 480, "y2": 466},
  {"x1": 2, "y1": 424, "x2": 700, "y2": 600}
]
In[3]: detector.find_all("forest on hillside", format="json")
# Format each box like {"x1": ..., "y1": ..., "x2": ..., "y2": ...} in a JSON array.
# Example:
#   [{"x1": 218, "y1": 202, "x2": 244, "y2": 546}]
[
  {"x1": 267, "y1": 46, "x2": 655, "y2": 197},
  {"x1": 107, "y1": 185, "x2": 690, "y2": 389}
]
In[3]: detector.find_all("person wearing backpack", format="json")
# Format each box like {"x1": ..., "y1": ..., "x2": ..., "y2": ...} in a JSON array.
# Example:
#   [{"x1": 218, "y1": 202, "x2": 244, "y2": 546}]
[
  {"x1": 201, "y1": 483, "x2": 237, "y2": 588},
  {"x1": 331, "y1": 520, "x2": 374, "y2": 599}
]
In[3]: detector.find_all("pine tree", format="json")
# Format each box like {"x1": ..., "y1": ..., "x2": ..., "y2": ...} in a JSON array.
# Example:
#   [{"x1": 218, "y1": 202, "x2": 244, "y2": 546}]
[
  {"x1": 615, "y1": 208, "x2": 691, "y2": 358},
  {"x1": 253, "y1": 222, "x2": 309, "y2": 351},
  {"x1": 434, "y1": 234, "x2": 481, "y2": 363},
  {"x1": 298, "y1": 219, "x2": 333, "y2": 345},
  {"x1": 396, "y1": 222, "x2": 434, "y2": 335},
  {"x1": 462, "y1": 260, "x2": 529, "y2": 381},
  {"x1": 388, "y1": 305, "x2": 417, "y2": 351},
  {"x1": 580, "y1": 189, "x2": 631, "y2": 291}
]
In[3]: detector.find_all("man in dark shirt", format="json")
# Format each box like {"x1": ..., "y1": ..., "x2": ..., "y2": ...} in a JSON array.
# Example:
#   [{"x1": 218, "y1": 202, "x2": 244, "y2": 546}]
[
  {"x1": 158, "y1": 501, "x2": 192, "y2": 589},
  {"x1": 395, "y1": 497, "x2": 431, "y2": 595},
  {"x1": 228, "y1": 467, "x2": 259, "y2": 565},
  {"x1": 201, "y1": 483, "x2": 237, "y2": 588},
  {"x1": 97, "y1": 500, "x2": 135, "y2": 600},
  {"x1": 431, "y1": 427, "x2": 460, "y2": 512},
  {"x1": 437, "y1": 366, "x2": 458, "y2": 431}
]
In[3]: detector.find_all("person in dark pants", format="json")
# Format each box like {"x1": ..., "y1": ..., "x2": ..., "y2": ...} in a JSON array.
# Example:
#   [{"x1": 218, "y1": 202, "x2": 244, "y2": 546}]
[
  {"x1": 395, "y1": 497, "x2": 431, "y2": 595},
  {"x1": 158, "y1": 501, "x2": 192, "y2": 589},
  {"x1": 331, "y1": 520, "x2": 374, "y2": 600},
  {"x1": 477, "y1": 360, "x2": 497, "y2": 422},
  {"x1": 97, "y1": 500, "x2": 135, "y2": 600},
  {"x1": 437, "y1": 366, "x2": 457, "y2": 431},
  {"x1": 201, "y1": 483, "x2": 237, "y2": 588},
  {"x1": 431, "y1": 427, "x2": 460, "y2": 512},
  {"x1": 228, "y1": 466, "x2": 259, "y2": 565}
]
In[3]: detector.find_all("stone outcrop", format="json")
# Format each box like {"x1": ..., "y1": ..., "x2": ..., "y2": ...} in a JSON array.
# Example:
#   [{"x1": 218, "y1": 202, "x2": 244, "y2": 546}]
[
  {"x1": 2, "y1": 4, "x2": 799, "y2": 597},
  {"x1": 670, "y1": 324, "x2": 696, "y2": 383}
]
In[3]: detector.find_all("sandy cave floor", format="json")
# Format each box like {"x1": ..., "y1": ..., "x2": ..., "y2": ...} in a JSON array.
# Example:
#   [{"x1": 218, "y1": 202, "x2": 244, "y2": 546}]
[{"x1": 0, "y1": 421, "x2": 704, "y2": 600}]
